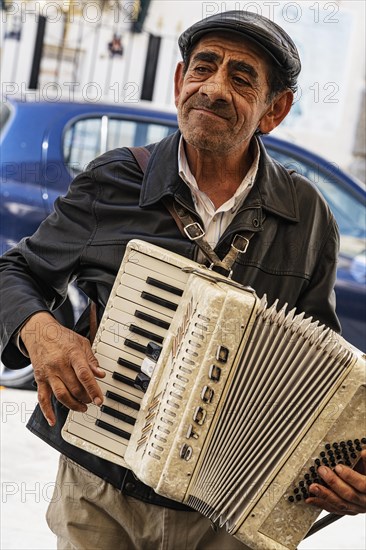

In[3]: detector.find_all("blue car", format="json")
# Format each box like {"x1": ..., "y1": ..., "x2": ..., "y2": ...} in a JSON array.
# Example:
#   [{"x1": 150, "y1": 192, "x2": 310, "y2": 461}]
[{"x1": 1, "y1": 98, "x2": 365, "y2": 387}]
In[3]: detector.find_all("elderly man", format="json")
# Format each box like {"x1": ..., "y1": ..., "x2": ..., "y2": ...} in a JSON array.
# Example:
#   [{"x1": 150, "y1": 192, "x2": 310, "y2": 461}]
[{"x1": 0, "y1": 10, "x2": 365, "y2": 550}]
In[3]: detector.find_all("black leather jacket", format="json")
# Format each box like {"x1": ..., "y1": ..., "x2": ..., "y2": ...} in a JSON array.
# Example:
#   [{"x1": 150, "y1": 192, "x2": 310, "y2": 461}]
[{"x1": 0, "y1": 132, "x2": 340, "y2": 508}]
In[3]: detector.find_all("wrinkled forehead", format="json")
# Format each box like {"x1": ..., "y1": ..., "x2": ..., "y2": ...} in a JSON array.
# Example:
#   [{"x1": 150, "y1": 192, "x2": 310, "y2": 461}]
[
  {"x1": 186, "y1": 31, "x2": 274, "y2": 88},
  {"x1": 187, "y1": 30, "x2": 273, "y2": 70}
]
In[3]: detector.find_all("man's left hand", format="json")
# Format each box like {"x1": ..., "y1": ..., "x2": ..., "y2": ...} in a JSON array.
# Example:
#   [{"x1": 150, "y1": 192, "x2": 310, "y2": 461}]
[{"x1": 306, "y1": 449, "x2": 366, "y2": 514}]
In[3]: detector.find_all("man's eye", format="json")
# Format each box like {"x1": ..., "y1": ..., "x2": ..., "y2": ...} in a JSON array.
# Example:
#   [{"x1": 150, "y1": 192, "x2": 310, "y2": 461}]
[
  {"x1": 233, "y1": 76, "x2": 250, "y2": 86},
  {"x1": 194, "y1": 66, "x2": 209, "y2": 74}
]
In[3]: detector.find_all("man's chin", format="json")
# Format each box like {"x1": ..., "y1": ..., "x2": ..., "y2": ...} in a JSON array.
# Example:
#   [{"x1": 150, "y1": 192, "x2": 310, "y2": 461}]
[{"x1": 183, "y1": 131, "x2": 233, "y2": 153}]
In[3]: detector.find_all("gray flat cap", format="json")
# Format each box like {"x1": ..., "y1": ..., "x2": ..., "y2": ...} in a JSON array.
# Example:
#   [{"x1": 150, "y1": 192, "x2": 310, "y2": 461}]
[{"x1": 179, "y1": 10, "x2": 301, "y2": 86}]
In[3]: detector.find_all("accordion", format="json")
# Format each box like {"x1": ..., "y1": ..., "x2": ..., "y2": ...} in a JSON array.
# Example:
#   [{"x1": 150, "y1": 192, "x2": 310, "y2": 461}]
[{"x1": 62, "y1": 240, "x2": 365, "y2": 550}]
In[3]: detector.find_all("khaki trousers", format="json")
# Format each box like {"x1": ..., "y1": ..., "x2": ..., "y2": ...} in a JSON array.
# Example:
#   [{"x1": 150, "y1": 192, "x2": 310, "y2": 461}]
[{"x1": 46, "y1": 455, "x2": 250, "y2": 550}]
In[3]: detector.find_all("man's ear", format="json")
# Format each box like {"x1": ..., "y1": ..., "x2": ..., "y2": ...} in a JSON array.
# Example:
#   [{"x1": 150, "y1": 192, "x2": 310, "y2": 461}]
[
  {"x1": 259, "y1": 90, "x2": 294, "y2": 134},
  {"x1": 174, "y1": 62, "x2": 185, "y2": 107}
]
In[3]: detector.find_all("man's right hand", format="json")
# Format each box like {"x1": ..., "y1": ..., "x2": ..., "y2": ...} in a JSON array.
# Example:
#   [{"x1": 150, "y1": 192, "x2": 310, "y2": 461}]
[{"x1": 20, "y1": 311, "x2": 105, "y2": 427}]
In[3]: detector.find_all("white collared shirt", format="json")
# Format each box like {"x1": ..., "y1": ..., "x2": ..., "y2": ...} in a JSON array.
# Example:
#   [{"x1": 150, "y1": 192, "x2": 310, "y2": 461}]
[{"x1": 178, "y1": 137, "x2": 260, "y2": 250}]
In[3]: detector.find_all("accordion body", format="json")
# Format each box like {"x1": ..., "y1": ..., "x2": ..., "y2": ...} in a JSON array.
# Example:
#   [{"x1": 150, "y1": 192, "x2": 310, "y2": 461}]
[{"x1": 62, "y1": 240, "x2": 366, "y2": 550}]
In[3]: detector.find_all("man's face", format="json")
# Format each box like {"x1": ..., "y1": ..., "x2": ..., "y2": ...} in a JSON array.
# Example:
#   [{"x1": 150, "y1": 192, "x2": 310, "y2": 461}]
[{"x1": 175, "y1": 32, "x2": 277, "y2": 154}]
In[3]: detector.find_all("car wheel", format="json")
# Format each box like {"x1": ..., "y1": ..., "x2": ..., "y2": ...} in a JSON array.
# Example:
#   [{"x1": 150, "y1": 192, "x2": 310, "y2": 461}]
[{"x1": 0, "y1": 298, "x2": 75, "y2": 390}]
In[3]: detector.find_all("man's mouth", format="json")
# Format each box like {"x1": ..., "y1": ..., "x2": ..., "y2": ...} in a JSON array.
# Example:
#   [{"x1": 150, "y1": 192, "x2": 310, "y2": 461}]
[{"x1": 192, "y1": 107, "x2": 229, "y2": 120}]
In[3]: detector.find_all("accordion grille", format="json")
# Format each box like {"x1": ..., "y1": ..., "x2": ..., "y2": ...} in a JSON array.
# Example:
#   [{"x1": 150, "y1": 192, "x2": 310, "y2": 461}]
[{"x1": 186, "y1": 298, "x2": 354, "y2": 531}]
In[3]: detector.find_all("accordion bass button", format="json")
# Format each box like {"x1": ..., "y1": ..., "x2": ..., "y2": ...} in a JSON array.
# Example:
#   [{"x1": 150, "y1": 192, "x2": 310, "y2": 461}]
[
  {"x1": 193, "y1": 406, "x2": 207, "y2": 425},
  {"x1": 216, "y1": 346, "x2": 229, "y2": 363},
  {"x1": 201, "y1": 386, "x2": 214, "y2": 403},
  {"x1": 186, "y1": 424, "x2": 199, "y2": 439},
  {"x1": 208, "y1": 365, "x2": 221, "y2": 382},
  {"x1": 180, "y1": 444, "x2": 193, "y2": 461}
]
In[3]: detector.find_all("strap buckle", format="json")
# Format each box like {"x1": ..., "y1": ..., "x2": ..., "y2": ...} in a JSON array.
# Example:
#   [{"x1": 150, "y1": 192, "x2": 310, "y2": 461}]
[
  {"x1": 184, "y1": 222, "x2": 206, "y2": 241},
  {"x1": 231, "y1": 234, "x2": 250, "y2": 254}
]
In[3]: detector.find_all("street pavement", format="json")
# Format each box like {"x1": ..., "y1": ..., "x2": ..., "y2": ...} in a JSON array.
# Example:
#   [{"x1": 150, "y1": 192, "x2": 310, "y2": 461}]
[{"x1": 1, "y1": 388, "x2": 365, "y2": 550}]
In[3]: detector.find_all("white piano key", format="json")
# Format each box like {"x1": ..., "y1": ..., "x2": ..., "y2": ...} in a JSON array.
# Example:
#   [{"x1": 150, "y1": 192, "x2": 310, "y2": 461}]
[
  {"x1": 75, "y1": 403, "x2": 135, "y2": 438},
  {"x1": 67, "y1": 412, "x2": 129, "y2": 452},
  {"x1": 100, "y1": 330, "x2": 146, "y2": 362},
  {"x1": 110, "y1": 296, "x2": 171, "y2": 330},
  {"x1": 125, "y1": 252, "x2": 190, "y2": 285},
  {"x1": 96, "y1": 355, "x2": 143, "y2": 399},
  {"x1": 116, "y1": 286, "x2": 178, "y2": 318},
  {"x1": 106, "y1": 310, "x2": 167, "y2": 340},
  {"x1": 119, "y1": 273, "x2": 182, "y2": 303}
]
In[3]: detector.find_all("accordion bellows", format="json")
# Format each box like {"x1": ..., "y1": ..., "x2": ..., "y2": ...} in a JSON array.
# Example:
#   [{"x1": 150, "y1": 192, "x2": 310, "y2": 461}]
[{"x1": 62, "y1": 240, "x2": 366, "y2": 550}]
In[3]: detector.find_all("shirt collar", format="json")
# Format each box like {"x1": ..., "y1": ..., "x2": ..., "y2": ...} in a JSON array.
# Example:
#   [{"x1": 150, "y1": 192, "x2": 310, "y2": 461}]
[{"x1": 139, "y1": 131, "x2": 299, "y2": 223}]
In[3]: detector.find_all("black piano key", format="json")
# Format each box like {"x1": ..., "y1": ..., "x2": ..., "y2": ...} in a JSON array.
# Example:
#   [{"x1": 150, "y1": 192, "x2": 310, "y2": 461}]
[
  {"x1": 124, "y1": 339, "x2": 147, "y2": 354},
  {"x1": 117, "y1": 357, "x2": 140, "y2": 373},
  {"x1": 95, "y1": 419, "x2": 131, "y2": 440},
  {"x1": 146, "y1": 341, "x2": 162, "y2": 361},
  {"x1": 112, "y1": 371, "x2": 141, "y2": 389},
  {"x1": 134, "y1": 309, "x2": 170, "y2": 330},
  {"x1": 106, "y1": 390, "x2": 140, "y2": 411},
  {"x1": 146, "y1": 277, "x2": 184, "y2": 297},
  {"x1": 100, "y1": 405, "x2": 136, "y2": 426},
  {"x1": 134, "y1": 372, "x2": 150, "y2": 393},
  {"x1": 141, "y1": 291, "x2": 178, "y2": 311},
  {"x1": 129, "y1": 324, "x2": 164, "y2": 344}
]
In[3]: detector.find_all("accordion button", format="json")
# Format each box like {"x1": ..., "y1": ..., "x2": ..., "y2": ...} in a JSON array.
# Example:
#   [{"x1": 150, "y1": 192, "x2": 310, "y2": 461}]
[
  {"x1": 186, "y1": 424, "x2": 199, "y2": 439},
  {"x1": 209, "y1": 365, "x2": 221, "y2": 382},
  {"x1": 180, "y1": 444, "x2": 193, "y2": 461},
  {"x1": 193, "y1": 406, "x2": 207, "y2": 425},
  {"x1": 201, "y1": 386, "x2": 214, "y2": 403},
  {"x1": 216, "y1": 346, "x2": 229, "y2": 363}
]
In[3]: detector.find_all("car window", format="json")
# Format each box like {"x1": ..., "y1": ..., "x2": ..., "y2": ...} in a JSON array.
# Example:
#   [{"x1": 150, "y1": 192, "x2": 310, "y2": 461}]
[
  {"x1": 107, "y1": 118, "x2": 175, "y2": 151},
  {"x1": 64, "y1": 118, "x2": 102, "y2": 173},
  {"x1": 63, "y1": 116, "x2": 176, "y2": 175},
  {"x1": 268, "y1": 148, "x2": 366, "y2": 259}
]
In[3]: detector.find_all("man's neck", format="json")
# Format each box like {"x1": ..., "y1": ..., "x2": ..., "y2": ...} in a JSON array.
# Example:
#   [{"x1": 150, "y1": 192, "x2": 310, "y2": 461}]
[{"x1": 184, "y1": 140, "x2": 254, "y2": 209}]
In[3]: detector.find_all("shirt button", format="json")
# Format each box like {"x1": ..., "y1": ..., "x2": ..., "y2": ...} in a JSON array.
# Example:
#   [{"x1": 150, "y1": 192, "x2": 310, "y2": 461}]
[
  {"x1": 252, "y1": 218, "x2": 259, "y2": 228},
  {"x1": 125, "y1": 482, "x2": 135, "y2": 491}
]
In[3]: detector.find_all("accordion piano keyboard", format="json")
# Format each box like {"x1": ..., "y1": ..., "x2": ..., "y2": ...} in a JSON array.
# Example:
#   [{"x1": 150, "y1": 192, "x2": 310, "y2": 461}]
[{"x1": 64, "y1": 250, "x2": 193, "y2": 463}]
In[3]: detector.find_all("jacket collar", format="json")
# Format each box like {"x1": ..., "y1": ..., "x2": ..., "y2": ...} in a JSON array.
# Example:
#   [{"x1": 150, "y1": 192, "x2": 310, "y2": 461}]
[{"x1": 139, "y1": 131, "x2": 299, "y2": 223}]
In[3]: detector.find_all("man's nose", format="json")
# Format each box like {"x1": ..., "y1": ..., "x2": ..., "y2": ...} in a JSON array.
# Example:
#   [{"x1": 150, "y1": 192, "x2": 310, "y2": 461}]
[{"x1": 199, "y1": 70, "x2": 231, "y2": 102}]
